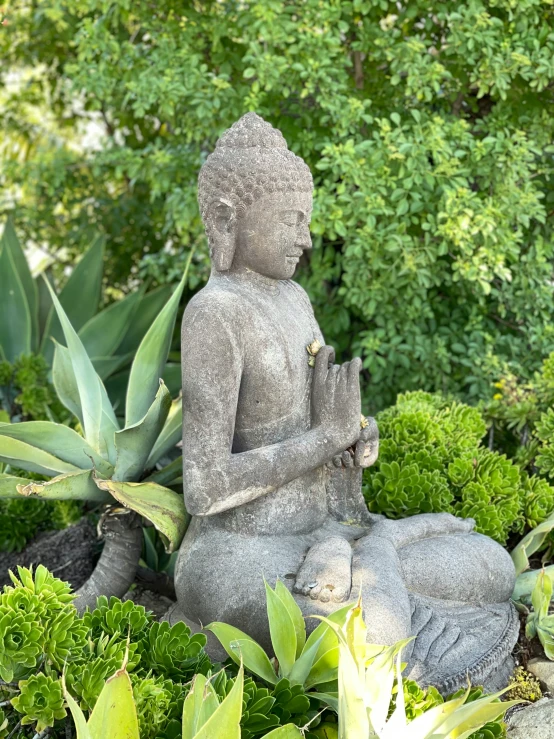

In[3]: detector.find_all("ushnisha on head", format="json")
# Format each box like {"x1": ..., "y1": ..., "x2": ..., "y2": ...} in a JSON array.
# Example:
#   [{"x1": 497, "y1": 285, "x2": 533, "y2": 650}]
[{"x1": 198, "y1": 112, "x2": 314, "y2": 280}]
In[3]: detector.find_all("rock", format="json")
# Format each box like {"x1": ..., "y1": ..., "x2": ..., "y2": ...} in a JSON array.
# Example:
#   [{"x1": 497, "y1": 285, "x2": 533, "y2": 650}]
[
  {"x1": 507, "y1": 698, "x2": 554, "y2": 738},
  {"x1": 0, "y1": 518, "x2": 97, "y2": 590},
  {"x1": 528, "y1": 658, "x2": 554, "y2": 694}
]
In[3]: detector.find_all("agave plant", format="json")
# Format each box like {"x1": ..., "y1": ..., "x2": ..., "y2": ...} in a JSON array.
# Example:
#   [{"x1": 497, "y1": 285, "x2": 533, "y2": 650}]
[
  {"x1": 317, "y1": 600, "x2": 519, "y2": 739},
  {"x1": 0, "y1": 217, "x2": 179, "y2": 390},
  {"x1": 0, "y1": 261, "x2": 190, "y2": 610},
  {"x1": 511, "y1": 509, "x2": 554, "y2": 605},
  {"x1": 207, "y1": 580, "x2": 350, "y2": 692}
]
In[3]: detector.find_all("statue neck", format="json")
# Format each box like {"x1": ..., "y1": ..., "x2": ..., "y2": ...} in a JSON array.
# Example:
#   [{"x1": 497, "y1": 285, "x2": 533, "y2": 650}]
[{"x1": 212, "y1": 266, "x2": 282, "y2": 294}]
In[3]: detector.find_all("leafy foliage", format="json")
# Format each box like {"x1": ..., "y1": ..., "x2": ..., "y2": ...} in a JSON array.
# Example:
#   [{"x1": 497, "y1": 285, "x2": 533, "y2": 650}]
[
  {"x1": 364, "y1": 391, "x2": 553, "y2": 544},
  {"x1": 11, "y1": 674, "x2": 66, "y2": 733},
  {"x1": 0, "y1": 354, "x2": 63, "y2": 422},
  {"x1": 2, "y1": 1, "x2": 554, "y2": 407},
  {"x1": 505, "y1": 667, "x2": 542, "y2": 703},
  {"x1": 0, "y1": 492, "x2": 81, "y2": 553}
]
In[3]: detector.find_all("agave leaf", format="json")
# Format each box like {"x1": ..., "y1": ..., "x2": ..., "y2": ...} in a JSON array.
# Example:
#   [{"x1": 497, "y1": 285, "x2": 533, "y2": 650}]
[
  {"x1": 41, "y1": 235, "x2": 105, "y2": 363},
  {"x1": 92, "y1": 354, "x2": 134, "y2": 381},
  {"x1": 531, "y1": 569, "x2": 552, "y2": 621},
  {"x1": 182, "y1": 674, "x2": 211, "y2": 738},
  {"x1": 513, "y1": 565, "x2": 554, "y2": 603},
  {"x1": 79, "y1": 288, "x2": 143, "y2": 358},
  {"x1": 125, "y1": 254, "x2": 191, "y2": 426},
  {"x1": 288, "y1": 635, "x2": 324, "y2": 687},
  {"x1": 512, "y1": 511, "x2": 554, "y2": 576},
  {"x1": 2, "y1": 217, "x2": 39, "y2": 350},
  {"x1": 336, "y1": 626, "x2": 369, "y2": 737},
  {"x1": 44, "y1": 277, "x2": 119, "y2": 461},
  {"x1": 275, "y1": 579, "x2": 306, "y2": 658},
  {"x1": 162, "y1": 362, "x2": 182, "y2": 397},
  {"x1": 62, "y1": 675, "x2": 93, "y2": 739},
  {"x1": 303, "y1": 603, "x2": 352, "y2": 661},
  {"x1": 205, "y1": 623, "x2": 278, "y2": 685},
  {"x1": 117, "y1": 285, "x2": 173, "y2": 355},
  {"x1": 0, "y1": 474, "x2": 32, "y2": 498},
  {"x1": 87, "y1": 668, "x2": 140, "y2": 739},
  {"x1": 265, "y1": 580, "x2": 297, "y2": 678},
  {"x1": 95, "y1": 478, "x2": 188, "y2": 552},
  {"x1": 17, "y1": 469, "x2": 111, "y2": 502},
  {"x1": 113, "y1": 382, "x2": 172, "y2": 482},
  {"x1": 0, "y1": 238, "x2": 32, "y2": 361},
  {"x1": 0, "y1": 435, "x2": 79, "y2": 476},
  {"x1": 310, "y1": 692, "x2": 338, "y2": 712},
  {"x1": 423, "y1": 690, "x2": 515, "y2": 739},
  {"x1": 52, "y1": 341, "x2": 84, "y2": 426},
  {"x1": 304, "y1": 645, "x2": 339, "y2": 689},
  {"x1": 145, "y1": 456, "x2": 183, "y2": 486},
  {"x1": 262, "y1": 727, "x2": 303, "y2": 738},
  {"x1": 0, "y1": 421, "x2": 113, "y2": 477},
  {"x1": 36, "y1": 269, "x2": 53, "y2": 342},
  {"x1": 146, "y1": 396, "x2": 182, "y2": 467},
  {"x1": 193, "y1": 664, "x2": 243, "y2": 739}
]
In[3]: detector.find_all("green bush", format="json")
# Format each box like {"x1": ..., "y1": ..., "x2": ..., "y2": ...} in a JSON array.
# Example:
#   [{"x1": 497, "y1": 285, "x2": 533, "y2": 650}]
[
  {"x1": 2, "y1": 1, "x2": 553, "y2": 407},
  {"x1": 364, "y1": 391, "x2": 554, "y2": 544}
]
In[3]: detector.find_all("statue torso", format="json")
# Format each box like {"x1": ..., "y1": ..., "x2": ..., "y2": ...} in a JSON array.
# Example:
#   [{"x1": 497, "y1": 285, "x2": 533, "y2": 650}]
[{"x1": 184, "y1": 272, "x2": 328, "y2": 535}]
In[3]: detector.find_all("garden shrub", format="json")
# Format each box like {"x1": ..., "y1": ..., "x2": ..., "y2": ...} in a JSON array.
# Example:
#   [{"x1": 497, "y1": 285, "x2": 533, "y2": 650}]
[
  {"x1": 2, "y1": 1, "x2": 554, "y2": 408},
  {"x1": 364, "y1": 391, "x2": 554, "y2": 545}
]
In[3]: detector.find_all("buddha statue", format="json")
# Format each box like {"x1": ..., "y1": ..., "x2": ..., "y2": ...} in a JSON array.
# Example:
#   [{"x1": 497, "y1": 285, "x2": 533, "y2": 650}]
[{"x1": 171, "y1": 113, "x2": 518, "y2": 692}]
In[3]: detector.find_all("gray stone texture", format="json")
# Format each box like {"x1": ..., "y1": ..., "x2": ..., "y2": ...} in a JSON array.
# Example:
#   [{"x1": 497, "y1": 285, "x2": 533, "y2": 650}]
[
  {"x1": 529, "y1": 659, "x2": 554, "y2": 694},
  {"x1": 173, "y1": 112, "x2": 519, "y2": 692},
  {"x1": 507, "y1": 699, "x2": 554, "y2": 739}
]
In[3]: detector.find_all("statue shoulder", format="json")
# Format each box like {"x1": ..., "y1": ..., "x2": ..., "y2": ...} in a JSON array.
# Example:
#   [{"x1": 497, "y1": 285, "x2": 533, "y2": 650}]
[
  {"x1": 182, "y1": 282, "x2": 247, "y2": 347},
  {"x1": 284, "y1": 280, "x2": 316, "y2": 314}
]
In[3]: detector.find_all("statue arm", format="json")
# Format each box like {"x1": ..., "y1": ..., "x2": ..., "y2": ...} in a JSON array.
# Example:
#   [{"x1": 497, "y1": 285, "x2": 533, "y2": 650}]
[{"x1": 181, "y1": 303, "x2": 349, "y2": 517}]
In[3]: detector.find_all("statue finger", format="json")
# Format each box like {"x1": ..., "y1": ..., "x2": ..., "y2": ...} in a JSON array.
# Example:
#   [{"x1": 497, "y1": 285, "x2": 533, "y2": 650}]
[
  {"x1": 347, "y1": 356, "x2": 362, "y2": 387},
  {"x1": 354, "y1": 439, "x2": 367, "y2": 466},
  {"x1": 332, "y1": 455, "x2": 343, "y2": 468},
  {"x1": 341, "y1": 450, "x2": 354, "y2": 467},
  {"x1": 314, "y1": 345, "x2": 334, "y2": 387},
  {"x1": 360, "y1": 416, "x2": 379, "y2": 443}
]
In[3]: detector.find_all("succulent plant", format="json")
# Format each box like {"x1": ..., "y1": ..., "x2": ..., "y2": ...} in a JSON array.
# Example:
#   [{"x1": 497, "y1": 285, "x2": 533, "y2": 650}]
[
  {"x1": 365, "y1": 391, "x2": 530, "y2": 544},
  {"x1": 84, "y1": 595, "x2": 154, "y2": 641},
  {"x1": 138, "y1": 621, "x2": 209, "y2": 681},
  {"x1": 132, "y1": 673, "x2": 183, "y2": 739},
  {"x1": 11, "y1": 673, "x2": 66, "y2": 732},
  {"x1": 0, "y1": 607, "x2": 43, "y2": 682}
]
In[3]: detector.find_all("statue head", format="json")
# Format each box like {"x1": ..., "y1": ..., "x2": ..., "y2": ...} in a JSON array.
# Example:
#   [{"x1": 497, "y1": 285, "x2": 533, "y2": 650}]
[{"x1": 198, "y1": 113, "x2": 314, "y2": 279}]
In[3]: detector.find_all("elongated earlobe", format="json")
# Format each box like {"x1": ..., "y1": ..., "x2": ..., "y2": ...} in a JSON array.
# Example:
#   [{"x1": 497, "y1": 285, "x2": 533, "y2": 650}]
[{"x1": 208, "y1": 199, "x2": 237, "y2": 272}]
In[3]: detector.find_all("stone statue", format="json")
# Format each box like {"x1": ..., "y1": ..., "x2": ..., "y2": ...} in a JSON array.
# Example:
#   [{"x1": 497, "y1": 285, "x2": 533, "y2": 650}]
[{"x1": 171, "y1": 113, "x2": 518, "y2": 692}]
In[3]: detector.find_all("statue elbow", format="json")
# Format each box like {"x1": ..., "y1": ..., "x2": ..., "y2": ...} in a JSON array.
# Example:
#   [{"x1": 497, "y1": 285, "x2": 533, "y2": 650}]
[{"x1": 183, "y1": 465, "x2": 223, "y2": 516}]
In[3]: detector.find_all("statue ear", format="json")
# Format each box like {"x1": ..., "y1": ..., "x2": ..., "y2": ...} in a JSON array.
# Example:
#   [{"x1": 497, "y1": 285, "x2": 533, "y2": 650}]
[{"x1": 208, "y1": 199, "x2": 237, "y2": 272}]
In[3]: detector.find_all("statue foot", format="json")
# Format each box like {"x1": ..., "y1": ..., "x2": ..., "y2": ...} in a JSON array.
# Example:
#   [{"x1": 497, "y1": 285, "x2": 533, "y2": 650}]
[{"x1": 294, "y1": 536, "x2": 352, "y2": 603}]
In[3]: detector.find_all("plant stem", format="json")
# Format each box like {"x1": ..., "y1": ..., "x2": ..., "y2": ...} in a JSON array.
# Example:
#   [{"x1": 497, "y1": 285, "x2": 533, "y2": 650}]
[{"x1": 74, "y1": 509, "x2": 143, "y2": 613}]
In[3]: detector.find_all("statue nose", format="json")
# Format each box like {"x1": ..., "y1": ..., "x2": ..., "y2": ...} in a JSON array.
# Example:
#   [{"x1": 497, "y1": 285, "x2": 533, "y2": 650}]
[{"x1": 296, "y1": 225, "x2": 312, "y2": 251}]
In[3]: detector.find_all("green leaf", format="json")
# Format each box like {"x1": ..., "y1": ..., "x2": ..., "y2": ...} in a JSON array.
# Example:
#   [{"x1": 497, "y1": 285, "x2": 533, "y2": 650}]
[
  {"x1": 265, "y1": 580, "x2": 297, "y2": 678},
  {"x1": 304, "y1": 645, "x2": 339, "y2": 689},
  {"x1": 52, "y1": 342, "x2": 84, "y2": 426},
  {"x1": 17, "y1": 469, "x2": 111, "y2": 502},
  {"x1": 288, "y1": 635, "x2": 323, "y2": 687},
  {"x1": 0, "y1": 474, "x2": 32, "y2": 498},
  {"x1": 145, "y1": 455, "x2": 182, "y2": 486},
  {"x1": 113, "y1": 382, "x2": 172, "y2": 482},
  {"x1": 0, "y1": 421, "x2": 114, "y2": 477},
  {"x1": 182, "y1": 674, "x2": 212, "y2": 738},
  {"x1": 117, "y1": 285, "x2": 173, "y2": 355},
  {"x1": 41, "y1": 235, "x2": 105, "y2": 363},
  {"x1": 0, "y1": 435, "x2": 79, "y2": 476},
  {"x1": 262, "y1": 726, "x2": 303, "y2": 738},
  {"x1": 44, "y1": 277, "x2": 119, "y2": 461},
  {"x1": 512, "y1": 511, "x2": 554, "y2": 576},
  {"x1": 87, "y1": 668, "x2": 140, "y2": 739},
  {"x1": 2, "y1": 217, "x2": 39, "y2": 351},
  {"x1": 79, "y1": 288, "x2": 143, "y2": 358},
  {"x1": 146, "y1": 395, "x2": 182, "y2": 467},
  {"x1": 193, "y1": 664, "x2": 243, "y2": 739},
  {"x1": 95, "y1": 478, "x2": 188, "y2": 552},
  {"x1": 63, "y1": 675, "x2": 93, "y2": 739},
  {"x1": 275, "y1": 579, "x2": 306, "y2": 658},
  {"x1": 36, "y1": 270, "x2": 53, "y2": 343},
  {"x1": 91, "y1": 354, "x2": 134, "y2": 381},
  {"x1": 513, "y1": 565, "x2": 554, "y2": 603},
  {"x1": 0, "y1": 238, "x2": 32, "y2": 361},
  {"x1": 205, "y1": 623, "x2": 278, "y2": 684},
  {"x1": 162, "y1": 363, "x2": 182, "y2": 397},
  {"x1": 303, "y1": 602, "x2": 351, "y2": 661},
  {"x1": 126, "y1": 255, "x2": 191, "y2": 426}
]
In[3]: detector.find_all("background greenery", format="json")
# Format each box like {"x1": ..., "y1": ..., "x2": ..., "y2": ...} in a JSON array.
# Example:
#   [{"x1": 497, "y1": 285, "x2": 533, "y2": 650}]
[{"x1": 2, "y1": 0, "x2": 553, "y2": 410}]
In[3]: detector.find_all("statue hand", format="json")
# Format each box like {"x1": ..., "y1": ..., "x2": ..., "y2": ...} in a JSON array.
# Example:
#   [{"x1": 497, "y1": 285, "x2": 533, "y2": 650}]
[
  {"x1": 311, "y1": 345, "x2": 361, "y2": 450},
  {"x1": 328, "y1": 416, "x2": 379, "y2": 469}
]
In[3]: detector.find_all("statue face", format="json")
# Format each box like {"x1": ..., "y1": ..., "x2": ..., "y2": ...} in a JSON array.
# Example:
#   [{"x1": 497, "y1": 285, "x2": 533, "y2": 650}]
[{"x1": 233, "y1": 192, "x2": 313, "y2": 280}]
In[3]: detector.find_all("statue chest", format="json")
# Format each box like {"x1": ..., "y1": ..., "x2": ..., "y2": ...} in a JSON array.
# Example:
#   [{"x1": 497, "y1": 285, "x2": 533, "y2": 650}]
[{"x1": 233, "y1": 285, "x2": 323, "y2": 448}]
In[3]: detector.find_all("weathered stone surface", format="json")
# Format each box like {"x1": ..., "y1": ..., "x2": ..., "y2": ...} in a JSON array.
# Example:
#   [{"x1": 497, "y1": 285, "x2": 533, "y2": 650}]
[
  {"x1": 529, "y1": 659, "x2": 554, "y2": 694},
  {"x1": 172, "y1": 112, "x2": 519, "y2": 693},
  {"x1": 507, "y1": 699, "x2": 554, "y2": 738}
]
